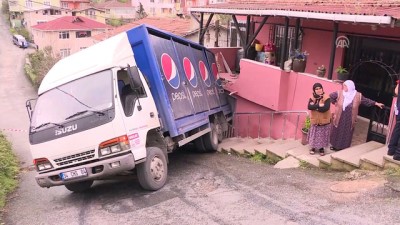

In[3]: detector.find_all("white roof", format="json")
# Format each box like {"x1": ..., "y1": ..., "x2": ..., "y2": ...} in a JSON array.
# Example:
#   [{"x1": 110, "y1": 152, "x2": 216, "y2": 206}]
[{"x1": 38, "y1": 32, "x2": 135, "y2": 94}]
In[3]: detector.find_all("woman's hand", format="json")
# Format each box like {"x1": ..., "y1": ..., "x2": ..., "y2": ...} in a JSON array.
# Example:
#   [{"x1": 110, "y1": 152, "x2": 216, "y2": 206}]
[{"x1": 375, "y1": 102, "x2": 384, "y2": 109}]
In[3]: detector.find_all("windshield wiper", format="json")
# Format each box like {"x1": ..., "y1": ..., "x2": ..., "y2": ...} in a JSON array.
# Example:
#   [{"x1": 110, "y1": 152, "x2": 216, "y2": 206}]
[
  {"x1": 33, "y1": 122, "x2": 64, "y2": 130},
  {"x1": 65, "y1": 110, "x2": 105, "y2": 120}
]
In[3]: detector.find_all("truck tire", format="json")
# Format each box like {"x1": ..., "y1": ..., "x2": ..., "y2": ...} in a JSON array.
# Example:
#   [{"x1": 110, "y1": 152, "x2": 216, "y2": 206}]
[
  {"x1": 202, "y1": 123, "x2": 218, "y2": 152},
  {"x1": 137, "y1": 147, "x2": 167, "y2": 191},
  {"x1": 194, "y1": 136, "x2": 208, "y2": 152},
  {"x1": 65, "y1": 180, "x2": 93, "y2": 192}
]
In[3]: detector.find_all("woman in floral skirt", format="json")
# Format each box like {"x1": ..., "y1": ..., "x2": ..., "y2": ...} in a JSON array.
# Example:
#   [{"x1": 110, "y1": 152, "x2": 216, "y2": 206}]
[{"x1": 307, "y1": 83, "x2": 331, "y2": 156}]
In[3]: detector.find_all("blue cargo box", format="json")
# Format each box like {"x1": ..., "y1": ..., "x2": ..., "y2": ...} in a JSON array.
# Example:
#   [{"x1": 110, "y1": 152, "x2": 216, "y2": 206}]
[{"x1": 126, "y1": 25, "x2": 230, "y2": 137}]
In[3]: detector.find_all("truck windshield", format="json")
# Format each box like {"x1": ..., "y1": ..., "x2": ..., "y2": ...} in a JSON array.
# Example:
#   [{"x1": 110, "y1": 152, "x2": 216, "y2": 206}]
[{"x1": 31, "y1": 70, "x2": 113, "y2": 130}]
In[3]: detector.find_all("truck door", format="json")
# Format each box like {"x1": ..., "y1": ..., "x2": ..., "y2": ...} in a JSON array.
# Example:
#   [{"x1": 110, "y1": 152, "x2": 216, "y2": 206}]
[{"x1": 117, "y1": 66, "x2": 159, "y2": 160}]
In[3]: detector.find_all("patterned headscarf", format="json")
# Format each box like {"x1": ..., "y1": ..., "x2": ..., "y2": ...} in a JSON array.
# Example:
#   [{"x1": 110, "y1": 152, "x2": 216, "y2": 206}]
[
  {"x1": 342, "y1": 80, "x2": 357, "y2": 111},
  {"x1": 312, "y1": 83, "x2": 324, "y2": 99}
]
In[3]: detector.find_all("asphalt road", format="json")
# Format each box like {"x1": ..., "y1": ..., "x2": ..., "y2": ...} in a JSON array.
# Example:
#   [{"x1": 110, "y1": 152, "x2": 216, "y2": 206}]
[{"x1": 1, "y1": 11, "x2": 400, "y2": 225}]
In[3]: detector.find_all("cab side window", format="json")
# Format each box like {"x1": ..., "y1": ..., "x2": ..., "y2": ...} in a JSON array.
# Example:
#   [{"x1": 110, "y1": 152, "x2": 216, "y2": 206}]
[
  {"x1": 127, "y1": 66, "x2": 147, "y2": 98},
  {"x1": 117, "y1": 68, "x2": 146, "y2": 116}
]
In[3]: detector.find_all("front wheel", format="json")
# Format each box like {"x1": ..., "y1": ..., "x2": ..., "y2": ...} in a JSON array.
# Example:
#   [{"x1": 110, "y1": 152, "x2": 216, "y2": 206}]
[
  {"x1": 65, "y1": 180, "x2": 93, "y2": 192},
  {"x1": 137, "y1": 147, "x2": 168, "y2": 191}
]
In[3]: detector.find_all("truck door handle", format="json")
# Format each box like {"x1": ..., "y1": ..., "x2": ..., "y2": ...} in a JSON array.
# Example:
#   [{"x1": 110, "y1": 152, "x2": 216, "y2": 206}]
[{"x1": 150, "y1": 112, "x2": 154, "y2": 118}]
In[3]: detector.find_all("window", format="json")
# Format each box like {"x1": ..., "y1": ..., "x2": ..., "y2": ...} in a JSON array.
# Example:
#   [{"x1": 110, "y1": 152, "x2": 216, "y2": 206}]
[
  {"x1": 76, "y1": 31, "x2": 91, "y2": 38},
  {"x1": 43, "y1": 1, "x2": 50, "y2": 5},
  {"x1": 59, "y1": 31, "x2": 69, "y2": 39},
  {"x1": 60, "y1": 49, "x2": 70, "y2": 58},
  {"x1": 37, "y1": 20, "x2": 47, "y2": 24},
  {"x1": 274, "y1": 25, "x2": 303, "y2": 66},
  {"x1": 25, "y1": 0, "x2": 32, "y2": 8},
  {"x1": 61, "y1": 2, "x2": 68, "y2": 8},
  {"x1": 117, "y1": 67, "x2": 147, "y2": 117},
  {"x1": 150, "y1": 7, "x2": 155, "y2": 16},
  {"x1": 106, "y1": 9, "x2": 110, "y2": 14},
  {"x1": 9, "y1": 1, "x2": 17, "y2": 6},
  {"x1": 229, "y1": 21, "x2": 246, "y2": 47}
]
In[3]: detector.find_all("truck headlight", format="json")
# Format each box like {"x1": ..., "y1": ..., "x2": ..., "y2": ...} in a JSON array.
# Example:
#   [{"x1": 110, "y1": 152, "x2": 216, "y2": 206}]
[
  {"x1": 100, "y1": 147, "x2": 111, "y2": 156},
  {"x1": 98, "y1": 135, "x2": 130, "y2": 157},
  {"x1": 33, "y1": 158, "x2": 53, "y2": 171}
]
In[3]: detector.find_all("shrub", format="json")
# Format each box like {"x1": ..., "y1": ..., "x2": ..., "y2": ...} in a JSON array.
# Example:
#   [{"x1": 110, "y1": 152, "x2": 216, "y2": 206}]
[
  {"x1": 25, "y1": 46, "x2": 60, "y2": 87},
  {"x1": 0, "y1": 133, "x2": 19, "y2": 209}
]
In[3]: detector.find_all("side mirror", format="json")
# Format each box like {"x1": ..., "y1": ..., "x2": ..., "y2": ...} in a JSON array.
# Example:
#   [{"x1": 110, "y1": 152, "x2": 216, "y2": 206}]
[{"x1": 25, "y1": 98, "x2": 36, "y2": 120}]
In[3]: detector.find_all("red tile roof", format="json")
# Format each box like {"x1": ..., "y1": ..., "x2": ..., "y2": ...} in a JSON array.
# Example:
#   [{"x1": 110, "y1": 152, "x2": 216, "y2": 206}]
[
  {"x1": 192, "y1": 0, "x2": 400, "y2": 20},
  {"x1": 31, "y1": 16, "x2": 109, "y2": 31},
  {"x1": 92, "y1": 17, "x2": 192, "y2": 41}
]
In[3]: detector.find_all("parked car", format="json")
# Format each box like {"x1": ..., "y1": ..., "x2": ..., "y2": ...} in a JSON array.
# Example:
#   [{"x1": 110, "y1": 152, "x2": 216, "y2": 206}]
[{"x1": 12, "y1": 34, "x2": 28, "y2": 48}]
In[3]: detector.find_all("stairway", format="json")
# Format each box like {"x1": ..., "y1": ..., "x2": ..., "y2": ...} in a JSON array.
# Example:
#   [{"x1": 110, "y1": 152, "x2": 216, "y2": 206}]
[{"x1": 218, "y1": 137, "x2": 400, "y2": 171}]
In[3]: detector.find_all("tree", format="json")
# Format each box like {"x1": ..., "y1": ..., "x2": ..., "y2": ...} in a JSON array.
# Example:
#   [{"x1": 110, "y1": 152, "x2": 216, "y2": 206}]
[
  {"x1": 136, "y1": 2, "x2": 147, "y2": 20},
  {"x1": 107, "y1": 16, "x2": 124, "y2": 27},
  {"x1": 25, "y1": 46, "x2": 60, "y2": 87},
  {"x1": 1, "y1": 0, "x2": 9, "y2": 15}
]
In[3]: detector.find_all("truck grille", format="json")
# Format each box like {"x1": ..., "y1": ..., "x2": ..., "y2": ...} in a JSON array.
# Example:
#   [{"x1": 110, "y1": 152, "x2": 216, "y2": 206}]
[{"x1": 54, "y1": 150, "x2": 95, "y2": 166}]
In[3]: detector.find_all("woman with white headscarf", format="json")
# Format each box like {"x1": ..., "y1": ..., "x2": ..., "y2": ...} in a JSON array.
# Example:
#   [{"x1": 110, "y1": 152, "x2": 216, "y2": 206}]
[{"x1": 329, "y1": 80, "x2": 384, "y2": 151}]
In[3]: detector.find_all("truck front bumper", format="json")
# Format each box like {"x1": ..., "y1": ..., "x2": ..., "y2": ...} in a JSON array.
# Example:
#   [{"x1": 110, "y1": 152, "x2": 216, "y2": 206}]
[{"x1": 35, "y1": 153, "x2": 136, "y2": 188}]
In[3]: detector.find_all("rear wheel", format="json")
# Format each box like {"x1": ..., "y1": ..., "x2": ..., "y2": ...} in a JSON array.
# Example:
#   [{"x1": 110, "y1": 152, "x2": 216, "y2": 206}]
[
  {"x1": 194, "y1": 136, "x2": 208, "y2": 152},
  {"x1": 65, "y1": 180, "x2": 93, "y2": 192},
  {"x1": 137, "y1": 147, "x2": 167, "y2": 191},
  {"x1": 202, "y1": 123, "x2": 218, "y2": 152}
]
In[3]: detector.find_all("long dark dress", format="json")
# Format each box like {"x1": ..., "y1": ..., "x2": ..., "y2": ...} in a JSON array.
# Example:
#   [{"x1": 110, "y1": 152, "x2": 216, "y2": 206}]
[{"x1": 329, "y1": 92, "x2": 375, "y2": 150}]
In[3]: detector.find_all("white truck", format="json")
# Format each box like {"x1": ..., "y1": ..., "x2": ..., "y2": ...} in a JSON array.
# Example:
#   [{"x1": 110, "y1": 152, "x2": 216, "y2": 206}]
[{"x1": 26, "y1": 25, "x2": 231, "y2": 192}]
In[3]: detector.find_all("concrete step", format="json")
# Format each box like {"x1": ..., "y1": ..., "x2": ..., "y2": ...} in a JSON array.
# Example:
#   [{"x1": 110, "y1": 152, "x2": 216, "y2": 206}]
[
  {"x1": 253, "y1": 141, "x2": 282, "y2": 155},
  {"x1": 217, "y1": 137, "x2": 243, "y2": 152},
  {"x1": 263, "y1": 139, "x2": 302, "y2": 159},
  {"x1": 383, "y1": 155, "x2": 400, "y2": 170},
  {"x1": 318, "y1": 154, "x2": 332, "y2": 168},
  {"x1": 330, "y1": 141, "x2": 384, "y2": 171},
  {"x1": 273, "y1": 156, "x2": 300, "y2": 169},
  {"x1": 360, "y1": 145, "x2": 388, "y2": 170},
  {"x1": 287, "y1": 146, "x2": 336, "y2": 168},
  {"x1": 242, "y1": 139, "x2": 275, "y2": 155},
  {"x1": 230, "y1": 139, "x2": 264, "y2": 154}
]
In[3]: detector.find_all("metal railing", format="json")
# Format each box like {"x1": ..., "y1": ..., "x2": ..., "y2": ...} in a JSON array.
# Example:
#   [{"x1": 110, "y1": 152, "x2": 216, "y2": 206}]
[{"x1": 226, "y1": 111, "x2": 309, "y2": 140}]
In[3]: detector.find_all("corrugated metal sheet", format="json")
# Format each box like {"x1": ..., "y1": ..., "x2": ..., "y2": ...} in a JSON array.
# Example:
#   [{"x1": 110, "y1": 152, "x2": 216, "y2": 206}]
[{"x1": 192, "y1": 0, "x2": 400, "y2": 20}]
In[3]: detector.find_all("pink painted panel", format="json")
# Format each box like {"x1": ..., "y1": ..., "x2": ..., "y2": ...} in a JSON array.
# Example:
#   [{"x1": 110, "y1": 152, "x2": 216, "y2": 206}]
[
  {"x1": 230, "y1": 59, "x2": 283, "y2": 110},
  {"x1": 209, "y1": 47, "x2": 240, "y2": 71}
]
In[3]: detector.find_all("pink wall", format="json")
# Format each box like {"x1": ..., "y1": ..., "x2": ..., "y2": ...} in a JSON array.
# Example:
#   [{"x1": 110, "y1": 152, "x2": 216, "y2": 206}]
[
  {"x1": 301, "y1": 29, "x2": 344, "y2": 76},
  {"x1": 222, "y1": 59, "x2": 343, "y2": 139},
  {"x1": 209, "y1": 47, "x2": 240, "y2": 71},
  {"x1": 228, "y1": 59, "x2": 288, "y2": 110}
]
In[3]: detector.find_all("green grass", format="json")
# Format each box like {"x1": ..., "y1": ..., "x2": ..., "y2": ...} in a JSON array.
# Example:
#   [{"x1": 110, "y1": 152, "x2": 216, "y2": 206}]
[
  {"x1": 384, "y1": 167, "x2": 400, "y2": 176},
  {"x1": 249, "y1": 152, "x2": 281, "y2": 165},
  {"x1": 0, "y1": 132, "x2": 19, "y2": 209}
]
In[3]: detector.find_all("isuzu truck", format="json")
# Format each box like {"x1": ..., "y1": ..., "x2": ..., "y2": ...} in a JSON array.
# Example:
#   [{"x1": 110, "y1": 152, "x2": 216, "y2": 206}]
[{"x1": 26, "y1": 25, "x2": 231, "y2": 192}]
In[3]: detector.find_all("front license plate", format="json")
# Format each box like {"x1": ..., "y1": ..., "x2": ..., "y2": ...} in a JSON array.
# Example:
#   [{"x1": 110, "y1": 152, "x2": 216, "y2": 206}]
[{"x1": 60, "y1": 168, "x2": 88, "y2": 180}]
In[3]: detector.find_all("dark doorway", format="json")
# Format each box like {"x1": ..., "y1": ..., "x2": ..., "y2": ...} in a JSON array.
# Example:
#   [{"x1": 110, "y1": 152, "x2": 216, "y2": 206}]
[
  {"x1": 345, "y1": 36, "x2": 400, "y2": 122},
  {"x1": 350, "y1": 60, "x2": 397, "y2": 122}
]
